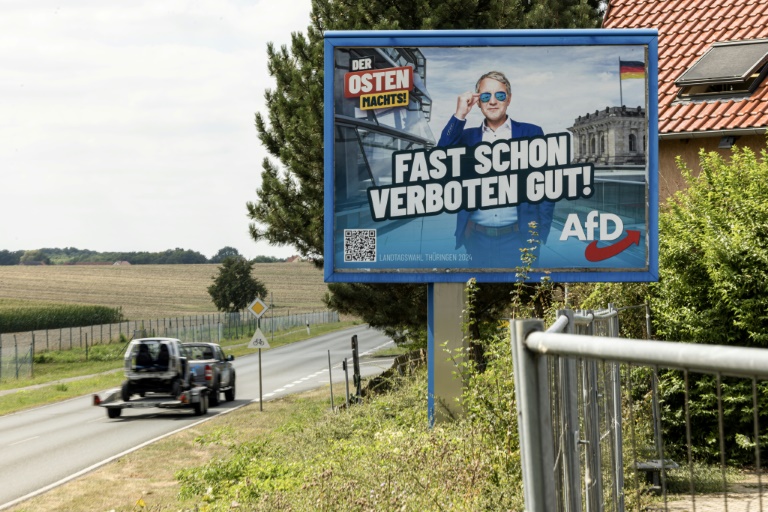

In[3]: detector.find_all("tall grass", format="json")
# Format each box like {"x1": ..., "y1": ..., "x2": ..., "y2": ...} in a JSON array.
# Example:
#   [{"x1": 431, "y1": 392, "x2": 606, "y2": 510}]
[{"x1": 0, "y1": 303, "x2": 124, "y2": 334}]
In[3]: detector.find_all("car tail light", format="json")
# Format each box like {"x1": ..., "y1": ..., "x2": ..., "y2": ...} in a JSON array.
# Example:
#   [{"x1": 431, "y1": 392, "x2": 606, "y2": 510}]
[
  {"x1": 205, "y1": 365, "x2": 213, "y2": 381},
  {"x1": 93, "y1": 395, "x2": 101, "y2": 406}
]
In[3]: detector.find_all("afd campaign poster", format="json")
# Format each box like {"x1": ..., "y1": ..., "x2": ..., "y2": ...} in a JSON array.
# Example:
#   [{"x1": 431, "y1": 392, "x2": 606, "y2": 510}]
[{"x1": 324, "y1": 30, "x2": 659, "y2": 283}]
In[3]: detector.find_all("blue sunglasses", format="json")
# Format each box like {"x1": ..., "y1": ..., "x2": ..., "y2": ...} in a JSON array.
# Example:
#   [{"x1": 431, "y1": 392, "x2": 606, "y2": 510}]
[{"x1": 479, "y1": 91, "x2": 507, "y2": 103}]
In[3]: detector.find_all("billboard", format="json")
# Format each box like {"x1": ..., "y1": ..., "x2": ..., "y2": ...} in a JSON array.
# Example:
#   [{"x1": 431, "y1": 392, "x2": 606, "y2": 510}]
[{"x1": 324, "y1": 30, "x2": 659, "y2": 283}]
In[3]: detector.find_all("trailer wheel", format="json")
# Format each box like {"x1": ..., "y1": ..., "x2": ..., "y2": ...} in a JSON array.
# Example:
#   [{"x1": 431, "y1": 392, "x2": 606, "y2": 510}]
[
  {"x1": 121, "y1": 380, "x2": 132, "y2": 402},
  {"x1": 107, "y1": 408, "x2": 122, "y2": 419},
  {"x1": 171, "y1": 378, "x2": 182, "y2": 398},
  {"x1": 193, "y1": 393, "x2": 208, "y2": 416}
]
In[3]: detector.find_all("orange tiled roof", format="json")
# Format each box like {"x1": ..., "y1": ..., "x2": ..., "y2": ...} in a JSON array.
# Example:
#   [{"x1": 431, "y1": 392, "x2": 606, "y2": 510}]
[{"x1": 604, "y1": 0, "x2": 768, "y2": 136}]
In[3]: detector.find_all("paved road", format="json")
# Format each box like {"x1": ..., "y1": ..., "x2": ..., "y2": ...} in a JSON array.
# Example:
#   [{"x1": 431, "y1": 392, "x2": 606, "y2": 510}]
[{"x1": 0, "y1": 325, "x2": 394, "y2": 510}]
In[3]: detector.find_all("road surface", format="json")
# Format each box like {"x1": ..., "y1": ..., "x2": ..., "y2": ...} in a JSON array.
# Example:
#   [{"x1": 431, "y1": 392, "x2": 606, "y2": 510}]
[{"x1": 0, "y1": 325, "x2": 393, "y2": 509}]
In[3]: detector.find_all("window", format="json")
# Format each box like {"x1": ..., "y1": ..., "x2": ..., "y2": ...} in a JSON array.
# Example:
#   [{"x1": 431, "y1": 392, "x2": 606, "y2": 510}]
[
  {"x1": 629, "y1": 133, "x2": 637, "y2": 152},
  {"x1": 676, "y1": 39, "x2": 768, "y2": 99}
]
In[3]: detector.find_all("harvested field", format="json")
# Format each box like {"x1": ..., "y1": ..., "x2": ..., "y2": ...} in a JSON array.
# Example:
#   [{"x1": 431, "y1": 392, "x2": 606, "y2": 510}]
[{"x1": 0, "y1": 263, "x2": 328, "y2": 319}]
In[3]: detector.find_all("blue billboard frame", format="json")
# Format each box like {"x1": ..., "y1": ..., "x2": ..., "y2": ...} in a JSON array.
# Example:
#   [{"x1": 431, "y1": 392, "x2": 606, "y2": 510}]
[{"x1": 324, "y1": 29, "x2": 659, "y2": 283}]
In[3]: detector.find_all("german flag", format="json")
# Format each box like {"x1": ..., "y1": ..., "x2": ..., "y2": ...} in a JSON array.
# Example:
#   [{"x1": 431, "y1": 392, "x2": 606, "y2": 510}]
[{"x1": 620, "y1": 60, "x2": 645, "y2": 80}]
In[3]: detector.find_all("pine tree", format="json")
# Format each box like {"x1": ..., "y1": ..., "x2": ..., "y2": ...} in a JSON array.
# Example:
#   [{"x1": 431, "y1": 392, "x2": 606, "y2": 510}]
[{"x1": 248, "y1": 0, "x2": 604, "y2": 343}]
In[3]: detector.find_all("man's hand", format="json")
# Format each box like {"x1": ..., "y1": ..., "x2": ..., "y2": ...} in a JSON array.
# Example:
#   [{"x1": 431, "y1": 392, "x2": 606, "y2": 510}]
[{"x1": 455, "y1": 92, "x2": 480, "y2": 120}]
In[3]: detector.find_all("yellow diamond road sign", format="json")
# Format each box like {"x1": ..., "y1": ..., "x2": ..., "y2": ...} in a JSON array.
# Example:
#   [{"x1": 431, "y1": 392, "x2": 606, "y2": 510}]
[{"x1": 247, "y1": 297, "x2": 269, "y2": 319}]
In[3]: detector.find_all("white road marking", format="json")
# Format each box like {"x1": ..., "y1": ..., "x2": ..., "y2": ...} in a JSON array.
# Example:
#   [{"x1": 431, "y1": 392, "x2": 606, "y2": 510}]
[{"x1": 8, "y1": 436, "x2": 39, "y2": 447}]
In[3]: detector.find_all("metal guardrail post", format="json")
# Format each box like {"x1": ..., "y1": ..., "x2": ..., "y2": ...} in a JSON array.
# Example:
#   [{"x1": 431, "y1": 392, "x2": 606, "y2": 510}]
[{"x1": 511, "y1": 318, "x2": 555, "y2": 512}]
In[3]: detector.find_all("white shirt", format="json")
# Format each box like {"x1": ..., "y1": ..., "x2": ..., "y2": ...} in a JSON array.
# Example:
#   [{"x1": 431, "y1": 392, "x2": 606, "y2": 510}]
[{"x1": 470, "y1": 117, "x2": 518, "y2": 227}]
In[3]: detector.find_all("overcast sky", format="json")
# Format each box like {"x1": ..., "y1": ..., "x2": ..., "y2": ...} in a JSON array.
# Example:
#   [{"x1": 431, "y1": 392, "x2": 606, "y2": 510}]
[{"x1": 0, "y1": 0, "x2": 312, "y2": 260}]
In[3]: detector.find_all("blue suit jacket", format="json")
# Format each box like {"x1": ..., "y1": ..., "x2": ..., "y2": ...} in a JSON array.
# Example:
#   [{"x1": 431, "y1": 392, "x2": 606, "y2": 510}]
[{"x1": 438, "y1": 116, "x2": 555, "y2": 250}]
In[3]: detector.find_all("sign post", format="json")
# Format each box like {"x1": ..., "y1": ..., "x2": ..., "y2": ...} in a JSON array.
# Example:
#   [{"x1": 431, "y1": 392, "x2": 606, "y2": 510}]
[{"x1": 247, "y1": 298, "x2": 270, "y2": 411}]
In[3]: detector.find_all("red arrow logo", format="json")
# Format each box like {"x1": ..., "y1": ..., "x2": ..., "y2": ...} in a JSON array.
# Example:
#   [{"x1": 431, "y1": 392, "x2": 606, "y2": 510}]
[{"x1": 584, "y1": 230, "x2": 641, "y2": 262}]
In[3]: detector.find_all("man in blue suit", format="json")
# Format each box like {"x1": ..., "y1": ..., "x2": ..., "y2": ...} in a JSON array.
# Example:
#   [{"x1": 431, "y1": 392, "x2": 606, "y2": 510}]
[{"x1": 438, "y1": 70, "x2": 555, "y2": 269}]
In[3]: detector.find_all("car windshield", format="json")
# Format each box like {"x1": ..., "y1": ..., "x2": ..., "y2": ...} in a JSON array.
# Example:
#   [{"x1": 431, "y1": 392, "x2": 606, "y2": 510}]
[{"x1": 185, "y1": 344, "x2": 214, "y2": 360}]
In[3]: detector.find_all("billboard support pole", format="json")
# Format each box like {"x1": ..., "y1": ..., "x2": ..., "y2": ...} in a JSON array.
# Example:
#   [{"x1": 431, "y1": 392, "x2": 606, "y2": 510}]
[{"x1": 428, "y1": 282, "x2": 467, "y2": 426}]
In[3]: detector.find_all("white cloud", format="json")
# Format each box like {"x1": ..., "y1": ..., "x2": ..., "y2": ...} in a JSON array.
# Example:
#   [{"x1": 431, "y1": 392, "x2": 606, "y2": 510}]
[{"x1": 0, "y1": 0, "x2": 312, "y2": 259}]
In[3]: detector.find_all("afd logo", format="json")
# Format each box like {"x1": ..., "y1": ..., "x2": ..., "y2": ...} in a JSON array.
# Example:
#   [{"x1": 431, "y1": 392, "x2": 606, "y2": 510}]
[{"x1": 559, "y1": 210, "x2": 640, "y2": 262}]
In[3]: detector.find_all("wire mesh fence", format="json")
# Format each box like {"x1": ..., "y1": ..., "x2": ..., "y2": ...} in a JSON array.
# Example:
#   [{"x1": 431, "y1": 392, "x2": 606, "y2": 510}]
[
  {"x1": 513, "y1": 305, "x2": 768, "y2": 512},
  {"x1": 0, "y1": 336, "x2": 33, "y2": 381},
  {"x1": 0, "y1": 310, "x2": 339, "y2": 382}
]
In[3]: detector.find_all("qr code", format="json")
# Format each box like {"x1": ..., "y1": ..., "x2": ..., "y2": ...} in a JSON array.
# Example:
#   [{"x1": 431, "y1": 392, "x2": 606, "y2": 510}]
[{"x1": 344, "y1": 229, "x2": 376, "y2": 262}]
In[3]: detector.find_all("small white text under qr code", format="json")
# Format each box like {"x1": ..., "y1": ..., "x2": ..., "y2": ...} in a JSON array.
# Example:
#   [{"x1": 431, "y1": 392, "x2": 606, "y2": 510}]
[{"x1": 344, "y1": 229, "x2": 376, "y2": 262}]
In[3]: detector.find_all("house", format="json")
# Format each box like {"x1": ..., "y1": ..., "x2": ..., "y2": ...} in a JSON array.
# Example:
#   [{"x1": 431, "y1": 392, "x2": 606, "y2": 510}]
[{"x1": 604, "y1": 0, "x2": 768, "y2": 200}]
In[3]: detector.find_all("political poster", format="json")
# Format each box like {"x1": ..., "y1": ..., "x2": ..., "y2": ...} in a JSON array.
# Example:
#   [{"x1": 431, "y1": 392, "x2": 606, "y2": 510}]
[{"x1": 324, "y1": 30, "x2": 658, "y2": 283}]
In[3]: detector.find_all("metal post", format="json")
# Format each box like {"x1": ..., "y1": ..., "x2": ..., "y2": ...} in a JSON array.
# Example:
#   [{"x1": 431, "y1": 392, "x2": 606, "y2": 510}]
[
  {"x1": 560, "y1": 309, "x2": 583, "y2": 512},
  {"x1": 343, "y1": 358, "x2": 350, "y2": 407},
  {"x1": 328, "y1": 350, "x2": 334, "y2": 412},
  {"x1": 608, "y1": 304, "x2": 625, "y2": 511},
  {"x1": 258, "y1": 317, "x2": 263, "y2": 411},
  {"x1": 583, "y1": 311, "x2": 602, "y2": 512},
  {"x1": 511, "y1": 319, "x2": 556, "y2": 512},
  {"x1": 30, "y1": 333, "x2": 35, "y2": 378},
  {"x1": 14, "y1": 335, "x2": 19, "y2": 379},
  {"x1": 351, "y1": 334, "x2": 361, "y2": 401}
]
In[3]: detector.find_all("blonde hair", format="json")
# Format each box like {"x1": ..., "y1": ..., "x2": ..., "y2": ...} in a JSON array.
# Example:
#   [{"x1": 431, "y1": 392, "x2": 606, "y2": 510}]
[{"x1": 475, "y1": 71, "x2": 512, "y2": 95}]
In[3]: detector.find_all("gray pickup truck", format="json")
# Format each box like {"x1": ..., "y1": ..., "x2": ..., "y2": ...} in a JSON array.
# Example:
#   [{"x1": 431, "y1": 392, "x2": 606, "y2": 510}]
[{"x1": 183, "y1": 342, "x2": 236, "y2": 406}]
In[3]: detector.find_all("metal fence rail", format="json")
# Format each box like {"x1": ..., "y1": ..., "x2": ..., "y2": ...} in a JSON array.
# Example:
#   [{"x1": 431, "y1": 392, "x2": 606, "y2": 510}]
[{"x1": 512, "y1": 308, "x2": 768, "y2": 512}]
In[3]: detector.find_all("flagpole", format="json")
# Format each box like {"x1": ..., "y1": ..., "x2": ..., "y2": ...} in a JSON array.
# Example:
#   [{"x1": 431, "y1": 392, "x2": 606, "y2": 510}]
[{"x1": 619, "y1": 57, "x2": 624, "y2": 107}]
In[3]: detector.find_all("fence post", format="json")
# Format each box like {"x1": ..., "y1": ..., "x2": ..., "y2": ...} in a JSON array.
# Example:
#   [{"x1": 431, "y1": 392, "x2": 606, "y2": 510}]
[
  {"x1": 608, "y1": 304, "x2": 625, "y2": 511},
  {"x1": 558, "y1": 309, "x2": 583, "y2": 512},
  {"x1": 511, "y1": 318, "x2": 555, "y2": 512},
  {"x1": 14, "y1": 334, "x2": 19, "y2": 379}
]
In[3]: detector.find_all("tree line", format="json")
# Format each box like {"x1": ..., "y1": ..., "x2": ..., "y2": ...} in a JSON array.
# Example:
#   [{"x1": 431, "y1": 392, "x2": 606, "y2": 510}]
[{"x1": 0, "y1": 246, "x2": 286, "y2": 266}]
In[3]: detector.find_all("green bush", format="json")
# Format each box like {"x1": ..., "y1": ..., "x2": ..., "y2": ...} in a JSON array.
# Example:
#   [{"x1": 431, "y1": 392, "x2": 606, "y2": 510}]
[{"x1": 652, "y1": 143, "x2": 768, "y2": 347}]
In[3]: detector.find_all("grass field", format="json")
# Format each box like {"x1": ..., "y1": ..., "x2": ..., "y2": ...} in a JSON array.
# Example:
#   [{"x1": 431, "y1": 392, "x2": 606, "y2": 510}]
[{"x1": 0, "y1": 263, "x2": 329, "y2": 319}]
